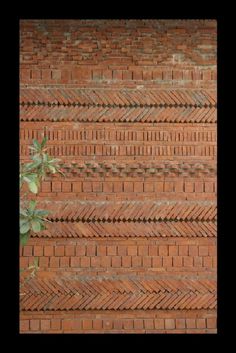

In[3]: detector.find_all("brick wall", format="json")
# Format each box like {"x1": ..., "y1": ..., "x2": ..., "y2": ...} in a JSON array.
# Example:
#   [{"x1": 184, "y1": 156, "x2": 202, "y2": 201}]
[{"x1": 19, "y1": 19, "x2": 217, "y2": 334}]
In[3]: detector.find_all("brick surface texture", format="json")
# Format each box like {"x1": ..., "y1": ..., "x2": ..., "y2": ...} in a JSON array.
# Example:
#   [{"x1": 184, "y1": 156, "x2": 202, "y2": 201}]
[{"x1": 19, "y1": 19, "x2": 217, "y2": 334}]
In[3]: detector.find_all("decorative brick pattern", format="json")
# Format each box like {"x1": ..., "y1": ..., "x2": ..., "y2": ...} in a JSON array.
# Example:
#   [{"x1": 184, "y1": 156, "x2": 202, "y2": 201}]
[{"x1": 19, "y1": 19, "x2": 217, "y2": 334}]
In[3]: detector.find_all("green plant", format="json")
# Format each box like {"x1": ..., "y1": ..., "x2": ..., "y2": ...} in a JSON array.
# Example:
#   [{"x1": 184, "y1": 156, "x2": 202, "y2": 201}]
[{"x1": 20, "y1": 137, "x2": 62, "y2": 246}]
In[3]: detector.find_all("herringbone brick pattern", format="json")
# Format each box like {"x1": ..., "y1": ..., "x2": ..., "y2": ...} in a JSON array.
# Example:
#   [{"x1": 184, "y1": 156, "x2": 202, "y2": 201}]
[{"x1": 20, "y1": 276, "x2": 216, "y2": 311}]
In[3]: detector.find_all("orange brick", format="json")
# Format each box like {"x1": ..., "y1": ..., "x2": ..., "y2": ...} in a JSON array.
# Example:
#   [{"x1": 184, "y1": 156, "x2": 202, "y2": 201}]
[
  {"x1": 52, "y1": 181, "x2": 61, "y2": 192},
  {"x1": 183, "y1": 256, "x2": 193, "y2": 267},
  {"x1": 60, "y1": 257, "x2": 70, "y2": 267},
  {"x1": 30, "y1": 319, "x2": 40, "y2": 331},
  {"x1": 144, "y1": 182, "x2": 154, "y2": 192},
  {"x1": 169, "y1": 245, "x2": 178, "y2": 256},
  {"x1": 186, "y1": 319, "x2": 196, "y2": 329},
  {"x1": 107, "y1": 245, "x2": 117, "y2": 255},
  {"x1": 86, "y1": 244, "x2": 96, "y2": 256},
  {"x1": 112, "y1": 256, "x2": 121, "y2": 267},
  {"x1": 152, "y1": 257, "x2": 162, "y2": 267},
  {"x1": 81, "y1": 257, "x2": 90, "y2": 267},
  {"x1": 144, "y1": 319, "x2": 154, "y2": 329},
  {"x1": 176, "y1": 319, "x2": 185, "y2": 329},
  {"x1": 65, "y1": 245, "x2": 75, "y2": 256},
  {"x1": 33, "y1": 245, "x2": 43, "y2": 256},
  {"x1": 41, "y1": 181, "x2": 51, "y2": 192},
  {"x1": 44, "y1": 246, "x2": 54, "y2": 256},
  {"x1": 165, "y1": 319, "x2": 175, "y2": 329},
  {"x1": 134, "y1": 182, "x2": 143, "y2": 192},
  {"x1": 199, "y1": 246, "x2": 208, "y2": 256},
  {"x1": 72, "y1": 182, "x2": 82, "y2": 192},
  {"x1": 132, "y1": 256, "x2": 142, "y2": 267},
  {"x1": 62, "y1": 182, "x2": 71, "y2": 192},
  {"x1": 55, "y1": 246, "x2": 64, "y2": 257},
  {"x1": 205, "y1": 182, "x2": 214, "y2": 193},
  {"x1": 163, "y1": 256, "x2": 172, "y2": 267},
  {"x1": 124, "y1": 182, "x2": 133, "y2": 192},
  {"x1": 164, "y1": 181, "x2": 174, "y2": 192},
  {"x1": 93, "y1": 319, "x2": 103, "y2": 330},
  {"x1": 207, "y1": 318, "x2": 216, "y2": 329},
  {"x1": 83, "y1": 182, "x2": 92, "y2": 192},
  {"x1": 185, "y1": 182, "x2": 194, "y2": 193},
  {"x1": 76, "y1": 245, "x2": 85, "y2": 256},
  {"x1": 159, "y1": 245, "x2": 168, "y2": 256},
  {"x1": 134, "y1": 320, "x2": 144, "y2": 329},
  {"x1": 122, "y1": 256, "x2": 131, "y2": 267},
  {"x1": 196, "y1": 319, "x2": 206, "y2": 329},
  {"x1": 41, "y1": 320, "x2": 51, "y2": 331},
  {"x1": 179, "y1": 245, "x2": 188, "y2": 256},
  {"x1": 114, "y1": 181, "x2": 123, "y2": 192},
  {"x1": 49, "y1": 257, "x2": 59, "y2": 268},
  {"x1": 173, "y1": 256, "x2": 183, "y2": 267},
  {"x1": 127, "y1": 246, "x2": 137, "y2": 255},
  {"x1": 20, "y1": 320, "x2": 29, "y2": 332},
  {"x1": 189, "y1": 245, "x2": 198, "y2": 256},
  {"x1": 154, "y1": 319, "x2": 164, "y2": 329},
  {"x1": 92, "y1": 182, "x2": 102, "y2": 192}
]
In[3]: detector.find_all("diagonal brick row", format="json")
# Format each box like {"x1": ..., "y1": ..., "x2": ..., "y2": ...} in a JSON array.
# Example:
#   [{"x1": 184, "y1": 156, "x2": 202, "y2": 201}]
[
  {"x1": 37, "y1": 201, "x2": 217, "y2": 222},
  {"x1": 20, "y1": 88, "x2": 217, "y2": 107},
  {"x1": 20, "y1": 105, "x2": 216, "y2": 123},
  {"x1": 20, "y1": 276, "x2": 216, "y2": 311},
  {"x1": 32, "y1": 220, "x2": 216, "y2": 238}
]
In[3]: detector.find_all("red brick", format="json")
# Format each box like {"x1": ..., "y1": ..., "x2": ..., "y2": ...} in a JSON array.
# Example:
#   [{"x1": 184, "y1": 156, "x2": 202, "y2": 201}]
[
  {"x1": 102, "y1": 69, "x2": 112, "y2": 80},
  {"x1": 41, "y1": 319, "x2": 51, "y2": 331},
  {"x1": 132, "y1": 256, "x2": 142, "y2": 267},
  {"x1": 159, "y1": 245, "x2": 168, "y2": 256},
  {"x1": 164, "y1": 182, "x2": 174, "y2": 192},
  {"x1": 124, "y1": 182, "x2": 133, "y2": 192},
  {"x1": 138, "y1": 245, "x2": 148, "y2": 256},
  {"x1": 92, "y1": 69, "x2": 102, "y2": 80},
  {"x1": 195, "y1": 182, "x2": 204, "y2": 193},
  {"x1": 49, "y1": 257, "x2": 59, "y2": 268},
  {"x1": 21, "y1": 69, "x2": 31, "y2": 81},
  {"x1": 39, "y1": 256, "x2": 49, "y2": 267},
  {"x1": 152, "y1": 257, "x2": 162, "y2": 267},
  {"x1": 122, "y1": 256, "x2": 131, "y2": 267},
  {"x1": 107, "y1": 245, "x2": 117, "y2": 256},
  {"x1": 20, "y1": 320, "x2": 29, "y2": 332},
  {"x1": 100, "y1": 256, "x2": 111, "y2": 267},
  {"x1": 65, "y1": 245, "x2": 75, "y2": 256},
  {"x1": 113, "y1": 70, "x2": 122, "y2": 80},
  {"x1": 183, "y1": 256, "x2": 193, "y2": 267},
  {"x1": 122, "y1": 70, "x2": 132, "y2": 80},
  {"x1": 41, "y1": 181, "x2": 51, "y2": 192},
  {"x1": 203, "y1": 256, "x2": 213, "y2": 267},
  {"x1": 175, "y1": 181, "x2": 184, "y2": 192},
  {"x1": 189, "y1": 245, "x2": 198, "y2": 256},
  {"x1": 134, "y1": 182, "x2": 143, "y2": 193},
  {"x1": 81, "y1": 257, "x2": 90, "y2": 267},
  {"x1": 103, "y1": 182, "x2": 113, "y2": 192},
  {"x1": 32, "y1": 69, "x2": 41, "y2": 79},
  {"x1": 76, "y1": 245, "x2": 85, "y2": 256},
  {"x1": 186, "y1": 319, "x2": 196, "y2": 329},
  {"x1": 30, "y1": 319, "x2": 40, "y2": 331},
  {"x1": 72, "y1": 182, "x2": 82, "y2": 192},
  {"x1": 86, "y1": 244, "x2": 96, "y2": 256},
  {"x1": 83, "y1": 182, "x2": 92, "y2": 192},
  {"x1": 103, "y1": 320, "x2": 113, "y2": 330},
  {"x1": 154, "y1": 182, "x2": 164, "y2": 192},
  {"x1": 143, "y1": 256, "x2": 152, "y2": 267},
  {"x1": 134, "y1": 320, "x2": 144, "y2": 329},
  {"x1": 144, "y1": 182, "x2": 154, "y2": 192},
  {"x1": 176, "y1": 319, "x2": 186, "y2": 329},
  {"x1": 114, "y1": 181, "x2": 123, "y2": 192},
  {"x1": 127, "y1": 246, "x2": 137, "y2": 255},
  {"x1": 207, "y1": 318, "x2": 216, "y2": 329},
  {"x1": 205, "y1": 182, "x2": 214, "y2": 193},
  {"x1": 154, "y1": 319, "x2": 164, "y2": 329},
  {"x1": 23, "y1": 246, "x2": 32, "y2": 256},
  {"x1": 173, "y1": 257, "x2": 183, "y2": 267},
  {"x1": 62, "y1": 182, "x2": 71, "y2": 192},
  {"x1": 165, "y1": 319, "x2": 175, "y2": 329},
  {"x1": 41, "y1": 69, "x2": 51, "y2": 80},
  {"x1": 60, "y1": 257, "x2": 70, "y2": 267},
  {"x1": 185, "y1": 182, "x2": 194, "y2": 193},
  {"x1": 196, "y1": 319, "x2": 206, "y2": 329},
  {"x1": 179, "y1": 245, "x2": 188, "y2": 256},
  {"x1": 91, "y1": 257, "x2": 101, "y2": 267},
  {"x1": 44, "y1": 246, "x2": 54, "y2": 256},
  {"x1": 163, "y1": 256, "x2": 173, "y2": 267},
  {"x1": 93, "y1": 182, "x2": 102, "y2": 192},
  {"x1": 199, "y1": 246, "x2": 208, "y2": 256},
  {"x1": 51, "y1": 319, "x2": 61, "y2": 330},
  {"x1": 169, "y1": 245, "x2": 178, "y2": 256},
  {"x1": 55, "y1": 246, "x2": 64, "y2": 257},
  {"x1": 132, "y1": 69, "x2": 143, "y2": 80},
  {"x1": 112, "y1": 256, "x2": 121, "y2": 267},
  {"x1": 149, "y1": 245, "x2": 158, "y2": 256},
  {"x1": 144, "y1": 319, "x2": 154, "y2": 330},
  {"x1": 52, "y1": 181, "x2": 61, "y2": 192},
  {"x1": 123, "y1": 320, "x2": 133, "y2": 329},
  {"x1": 117, "y1": 245, "x2": 127, "y2": 256},
  {"x1": 97, "y1": 245, "x2": 106, "y2": 256},
  {"x1": 93, "y1": 319, "x2": 103, "y2": 330},
  {"x1": 152, "y1": 69, "x2": 163, "y2": 80},
  {"x1": 33, "y1": 245, "x2": 43, "y2": 256},
  {"x1": 113, "y1": 320, "x2": 123, "y2": 330}
]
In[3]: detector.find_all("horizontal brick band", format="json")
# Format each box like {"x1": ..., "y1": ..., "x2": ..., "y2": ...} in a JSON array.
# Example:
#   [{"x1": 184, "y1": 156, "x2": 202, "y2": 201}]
[
  {"x1": 20, "y1": 88, "x2": 216, "y2": 107},
  {"x1": 20, "y1": 309, "x2": 217, "y2": 333},
  {"x1": 37, "y1": 201, "x2": 216, "y2": 221},
  {"x1": 20, "y1": 123, "x2": 217, "y2": 143},
  {"x1": 20, "y1": 105, "x2": 216, "y2": 123},
  {"x1": 20, "y1": 276, "x2": 216, "y2": 311},
  {"x1": 32, "y1": 220, "x2": 216, "y2": 238}
]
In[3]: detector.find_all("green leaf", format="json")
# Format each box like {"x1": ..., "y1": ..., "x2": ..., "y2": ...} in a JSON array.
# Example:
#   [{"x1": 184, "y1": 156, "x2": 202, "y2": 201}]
[
  {"x1": 31, "y1": 220, "x2": 41, "y2": 232},
  {"x1": 41, "y1": 136, "x2": 48, "y2": 148},
  {"x1": 49, "y1": 158, "x2": 61, "y2": 163},
  {"x1": 20, "y1": 222, "x2": 30, "y2": 234},
  {"x1": 28, "y1": 181, "x2": 38, "y2": 194},
  {"x1": 34, "y1": 257, "x2": 39, "y2": 267},
  {"x1": 20, "y1": 208, "x2": 28, "y2": 217},
  {"x1": 33, "y1": 139, "x2": 41, "y2": 150},
  {"x1": 48, "y1": 165, "x2": 56, "y2": 173},
  {"x1": 20, "y1": 232, "x2": 30, "y2": 246},
  {"x1": 34, "y1": 209, "x2": 49, "y2": 217},
  {"x1": 29, "y1": 200, "x2": 36, "y2": 211}
]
